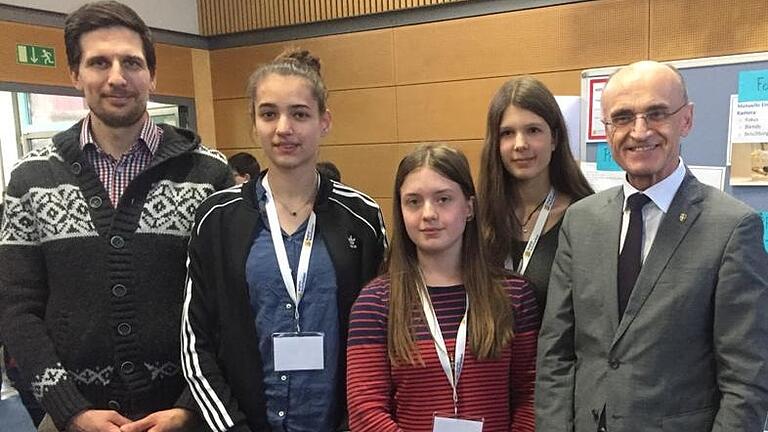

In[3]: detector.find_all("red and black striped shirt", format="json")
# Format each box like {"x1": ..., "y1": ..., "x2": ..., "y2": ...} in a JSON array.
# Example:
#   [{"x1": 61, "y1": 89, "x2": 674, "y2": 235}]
[{"x1": 347, "y1": 275, "x2": 539, "y2": 432}]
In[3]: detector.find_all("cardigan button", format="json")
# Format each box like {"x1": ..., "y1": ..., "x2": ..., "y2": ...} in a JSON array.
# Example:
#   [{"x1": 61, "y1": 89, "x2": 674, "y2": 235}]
[
  {"x1": 609, "y1": 359, "x2": 621, "y2": 370},
  {"x1": 112, "y1": 284, "x2": 127, "y2": 297},
  {"x1": 110, "y1": 235, "x2": 125, "y2": 249},
  {"x1": 117, "y1": 323, "x2": 132, "y2": 336},
  {"x1": 108, "y1": 400, "x2": 121, "y2": 410},
  {"x1": 120, "y1": 361, "x2": 135, "y2": 374},
  {"x1": 88, "y1": 196, "x2": 103, "y2": 209},
  {"x1": 71, "y1": 162, "x2": 82, "y2": 175}
]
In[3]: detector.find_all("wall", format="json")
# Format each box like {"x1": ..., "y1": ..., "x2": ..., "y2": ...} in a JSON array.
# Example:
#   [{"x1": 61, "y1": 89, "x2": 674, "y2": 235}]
[
  {"x1": 209, "y1": 0, "x2": 768, "y2": 229},
  {"x1": 0, "y1": 0, "x2": 199, "y2": 34},
  {"x1": 197, "y1": 0, "x2": 468, "y2": 35}
]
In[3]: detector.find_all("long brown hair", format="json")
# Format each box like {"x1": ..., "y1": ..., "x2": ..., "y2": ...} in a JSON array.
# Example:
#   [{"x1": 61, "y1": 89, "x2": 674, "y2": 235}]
[
  {"x1": 478, "y1": 76, "x2": 593, "y2": 264},
  {"x1": 386, "y1": 144, "x2": 513, "y2": 366}
]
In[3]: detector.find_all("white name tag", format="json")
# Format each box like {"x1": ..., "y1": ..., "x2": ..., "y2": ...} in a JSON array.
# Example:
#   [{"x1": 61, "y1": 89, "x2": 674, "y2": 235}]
[
  {"x1": 272, "y1": 332, "x2": 324, "y2": 371},
  {"x1": 433, "y1": 415, "x2": 483, "y2": 432}
]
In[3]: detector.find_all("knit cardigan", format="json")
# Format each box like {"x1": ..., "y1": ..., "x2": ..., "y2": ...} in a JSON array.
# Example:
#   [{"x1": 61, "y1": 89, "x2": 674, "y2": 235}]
[{"x1": 0, "y1": 120, "x2": 232, "y2": 429}]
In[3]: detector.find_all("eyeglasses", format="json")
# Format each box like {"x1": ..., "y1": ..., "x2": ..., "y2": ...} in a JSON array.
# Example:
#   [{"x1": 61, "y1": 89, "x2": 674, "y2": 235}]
[{"x1": 602, "y1": 103, "x2": 689, "y2": 129}]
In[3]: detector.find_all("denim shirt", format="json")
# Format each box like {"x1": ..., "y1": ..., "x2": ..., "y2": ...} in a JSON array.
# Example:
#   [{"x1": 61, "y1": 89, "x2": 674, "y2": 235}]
[{"x1": 245, "y1": 184, "x2": 340, "y2": 432}]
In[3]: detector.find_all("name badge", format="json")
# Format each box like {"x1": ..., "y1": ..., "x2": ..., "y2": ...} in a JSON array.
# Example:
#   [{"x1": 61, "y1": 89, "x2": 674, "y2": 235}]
[
  {"x1": 433, "y1": 414, "x2": 483, "y2": 432},
  {"x1": 272, "y1": 332, "x2": 324, "y2": 371}
]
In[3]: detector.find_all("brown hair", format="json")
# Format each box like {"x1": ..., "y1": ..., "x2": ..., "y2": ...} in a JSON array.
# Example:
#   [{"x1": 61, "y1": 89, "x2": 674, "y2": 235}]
[
  {"x1": 228, "y1": 152, "x2": 261, "y2": 178},
  {"x1": 246, "y1": 48, "x2": 328, "y2": 122},
  {"x1": 387, "y1": 144, "x2": 513, "y2": 365},
  {"x1": 65, "y1": 1, "x2": 156, "y2": 76},
  {"x1": 478, "y1": 77, "x2": 593, "y2": 264}
]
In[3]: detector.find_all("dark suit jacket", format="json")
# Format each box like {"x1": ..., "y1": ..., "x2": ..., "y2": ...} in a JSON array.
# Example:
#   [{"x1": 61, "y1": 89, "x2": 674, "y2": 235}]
[{"x1": 535, "y1": 172, "x2": 768, "y2": 432}]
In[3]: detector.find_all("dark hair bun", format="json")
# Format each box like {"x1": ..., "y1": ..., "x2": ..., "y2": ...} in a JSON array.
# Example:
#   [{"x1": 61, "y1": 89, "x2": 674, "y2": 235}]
[{"x1": 278, "y1": 48, "x2": 321, "y2": 76}]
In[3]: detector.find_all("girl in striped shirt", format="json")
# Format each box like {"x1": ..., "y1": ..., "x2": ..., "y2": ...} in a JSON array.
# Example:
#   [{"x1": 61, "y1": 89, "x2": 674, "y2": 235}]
[{"x1": 347, "y1": 144, "x2": 539, "y2": 432}]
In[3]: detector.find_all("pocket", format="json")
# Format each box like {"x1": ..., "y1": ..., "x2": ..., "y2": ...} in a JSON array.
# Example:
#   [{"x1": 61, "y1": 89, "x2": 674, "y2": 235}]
[{"x1": 661, "y1": 406, "x2": 715, "y2": 431}]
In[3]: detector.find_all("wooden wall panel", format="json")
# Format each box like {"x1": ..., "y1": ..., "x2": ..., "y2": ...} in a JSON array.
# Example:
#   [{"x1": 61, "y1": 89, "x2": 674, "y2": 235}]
[
  {"x1": 396, "y1": 70, "x2": 580, "y2": 143},
  {"x1": 207, "y1": 0, "x2": 768, "y2": 227},
  {"x1": 214, "y1": 86, "x2": 398, "y2": 151},
  {"x1": 393, "y1": 0, "x2": 648, "y2": 85},
  {"x1": 325, "y1": 87, "x2": 398, "y2": 145},
  {"x1": 198, "y1": 0, "x2": 468, "y2": 35},
  {"x1": 650, "y1": 0, "x2": 768, "y2": 60},
  {"x1": 378, "y1": 197, "x2": 394, "y2": 236},
  {"x1": 319, "y1": 140, "x2": 482, "y2": 199},
  {"x1": 154, "y1": 43, "x2": 195, "y2": 97},
  {"x1": 213, "y1": 98, "x2": 253, "y2": 149},
  {"x1": 210, "y1": 28, "x2": 394, "y2": 99},
  {"x1": 192, "y1": 48, "x2": 217, "y2": 148},
  {"x1": 0, "y1": 21, "x2": 70, "y2": 88},
  {"x1": 317, "y1": 140, "x2": 483, "y2": 232},
  {"x1": 319, "y1": 143, "x2": 406, "y2": 197}
]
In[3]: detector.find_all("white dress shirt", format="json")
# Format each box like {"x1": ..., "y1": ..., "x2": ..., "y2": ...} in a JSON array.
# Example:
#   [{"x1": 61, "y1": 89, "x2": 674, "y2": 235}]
[{"x1": 619, "y1": 158, "x2": 686, "y2": 262}]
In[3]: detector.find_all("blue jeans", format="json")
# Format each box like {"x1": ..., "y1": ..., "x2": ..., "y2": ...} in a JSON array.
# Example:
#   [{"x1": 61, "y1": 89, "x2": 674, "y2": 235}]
[{"x1": 0, "y1": 395, "x2": 36, "y2": 432}]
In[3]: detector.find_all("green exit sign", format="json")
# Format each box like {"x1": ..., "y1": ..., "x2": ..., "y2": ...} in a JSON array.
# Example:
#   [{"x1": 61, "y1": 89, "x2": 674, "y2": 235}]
[{"x1": 16, "y1": 44, "x2": 56, "y2": 67}]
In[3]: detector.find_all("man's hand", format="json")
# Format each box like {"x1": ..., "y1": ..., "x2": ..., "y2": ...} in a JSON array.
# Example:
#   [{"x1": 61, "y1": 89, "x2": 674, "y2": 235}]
[
  {"x1": 66, "y1": 410, "x2": 131, "y2": 432},
  {"x1": 120, "y1": 408, "x2": 197, "y2": 432}
]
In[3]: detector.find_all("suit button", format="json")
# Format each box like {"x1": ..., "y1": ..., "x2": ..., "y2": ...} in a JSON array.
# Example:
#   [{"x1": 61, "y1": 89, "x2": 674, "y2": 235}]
[
  {"x1": 108, "y1": 400, "x2": 120, "y2": 410},
  {"x1": 117, "y1": 323, "x2": 132, "y2": 336},
  {"x1": 609, "y1": 359, "x2": 620, "y2": 369},
  {"x1": 71, "y1": 162, "x2": 82, "y2": 175},
  {"x1": 110, "y1": 235, "x2": 125, "y2": 249},
  {"x1": 88, "y1": 196, "x2": 103, "y2": 209},
  {"x1": 598, "y1": 427, "x2": 607, "y2": 432},
  {"x1": 112, "y1": 284, "x2": 127, "y2": 297},
  {"x1": 120, "y1": 361, "x2": 135, "y2": 374}
]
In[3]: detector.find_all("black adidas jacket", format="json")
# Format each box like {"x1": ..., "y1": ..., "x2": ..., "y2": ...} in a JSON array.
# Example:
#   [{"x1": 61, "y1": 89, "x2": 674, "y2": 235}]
[{"x1": 181, "y1": 171, "x2": 386, "y2": 432}]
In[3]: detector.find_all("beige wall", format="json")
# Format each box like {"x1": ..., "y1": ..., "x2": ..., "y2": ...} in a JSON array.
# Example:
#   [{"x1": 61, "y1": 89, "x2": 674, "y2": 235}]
[{"x1": 210, "y1": 0, "x2": 768, "y2": 228}]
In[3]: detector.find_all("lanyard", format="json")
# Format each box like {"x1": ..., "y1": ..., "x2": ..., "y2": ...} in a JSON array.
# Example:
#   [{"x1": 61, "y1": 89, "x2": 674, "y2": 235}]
[
  {"x1": 417, "y1": 273, "x2": 468, "y2": 417},
  {"x1": 507, "y1": 187, "x2": 557, "y2": 275},
  {"x1": 262, "y1": 174, "x2": 318, "y2": 332}
]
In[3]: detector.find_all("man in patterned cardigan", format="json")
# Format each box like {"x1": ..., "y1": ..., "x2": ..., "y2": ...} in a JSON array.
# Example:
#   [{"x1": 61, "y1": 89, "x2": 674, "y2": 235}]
[{"x1": 0, "y1": 2, "x2": 231, "y2": 431}]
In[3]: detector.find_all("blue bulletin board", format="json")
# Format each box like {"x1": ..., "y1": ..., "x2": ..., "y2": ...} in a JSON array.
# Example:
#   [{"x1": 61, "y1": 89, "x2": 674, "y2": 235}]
[{"x1": 580, "y1": 53, "x2": 768, "y2": 212}]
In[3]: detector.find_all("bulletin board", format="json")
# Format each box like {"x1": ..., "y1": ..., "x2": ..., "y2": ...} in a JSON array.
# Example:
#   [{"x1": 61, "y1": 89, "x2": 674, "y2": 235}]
[{"x1": 579, "y1": 52, "x2": 768, "y2": 212}]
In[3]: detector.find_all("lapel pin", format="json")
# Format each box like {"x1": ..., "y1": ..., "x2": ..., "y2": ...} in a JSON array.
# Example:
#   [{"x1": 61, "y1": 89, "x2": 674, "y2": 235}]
[{"x1": 679, "y1": 212, "x2": 687, "y2": 223}]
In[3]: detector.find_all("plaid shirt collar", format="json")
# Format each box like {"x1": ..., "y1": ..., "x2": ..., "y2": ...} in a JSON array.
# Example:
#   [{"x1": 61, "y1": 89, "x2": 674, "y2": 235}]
[{"x1": 79, "y1": 113, "x2": 162, "y2": 156}]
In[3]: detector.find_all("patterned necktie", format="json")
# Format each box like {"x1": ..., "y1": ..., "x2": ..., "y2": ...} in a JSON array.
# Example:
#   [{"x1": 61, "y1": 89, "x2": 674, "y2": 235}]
[{"x1": 618, "y1": 193, "x2": 651, "y2": 319}]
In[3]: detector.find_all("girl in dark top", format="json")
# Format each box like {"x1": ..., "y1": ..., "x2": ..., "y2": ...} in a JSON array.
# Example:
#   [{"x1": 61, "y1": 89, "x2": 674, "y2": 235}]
[
  {"x1": 347, "y1": 144, "x2": 538, "y2": 432},
  {"x1": 478, "y1": 77, "x2": 593, "y2": 311}
]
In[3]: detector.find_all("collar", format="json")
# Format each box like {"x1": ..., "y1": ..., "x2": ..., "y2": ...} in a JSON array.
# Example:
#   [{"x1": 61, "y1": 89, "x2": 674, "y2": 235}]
[
  {"x1": 79, "y1": 113, "x2": 161, "y2": 156},
  {"x1": 622, "y1": 157, "x2": 686, "y2": 213},
  {"x1": 246, "y1": 169, "x2": 332, "y2": 213}
]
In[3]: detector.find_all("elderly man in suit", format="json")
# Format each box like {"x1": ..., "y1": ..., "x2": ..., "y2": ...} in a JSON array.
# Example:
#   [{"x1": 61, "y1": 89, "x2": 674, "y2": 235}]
[{"x1": 535, "y1": 60, "x2": 768, "y2": 432}]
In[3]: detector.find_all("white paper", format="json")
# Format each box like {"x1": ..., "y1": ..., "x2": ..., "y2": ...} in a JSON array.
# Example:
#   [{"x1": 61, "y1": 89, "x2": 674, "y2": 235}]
[
  {"x1": 273, "y1": 333, "x2": 324, "y2": 371},
  {"x1": 689, "y1": 165, "x2": 726, "y2": 190},
  {"x1": 580, "y1": 161, "x2": 624, "y2": 192},
  {"x1": 729, "y1": 95, "x2": 768, "y2": 144},
  {"x1": 555, "y1": 95, "x2": 581, "y2": 159},
  {"x1": 589, "y1": 78, "x2": 607, "y2": 139},
  {"x1": 433, "y1": 416, "x2": 483, "y2": 432}
]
